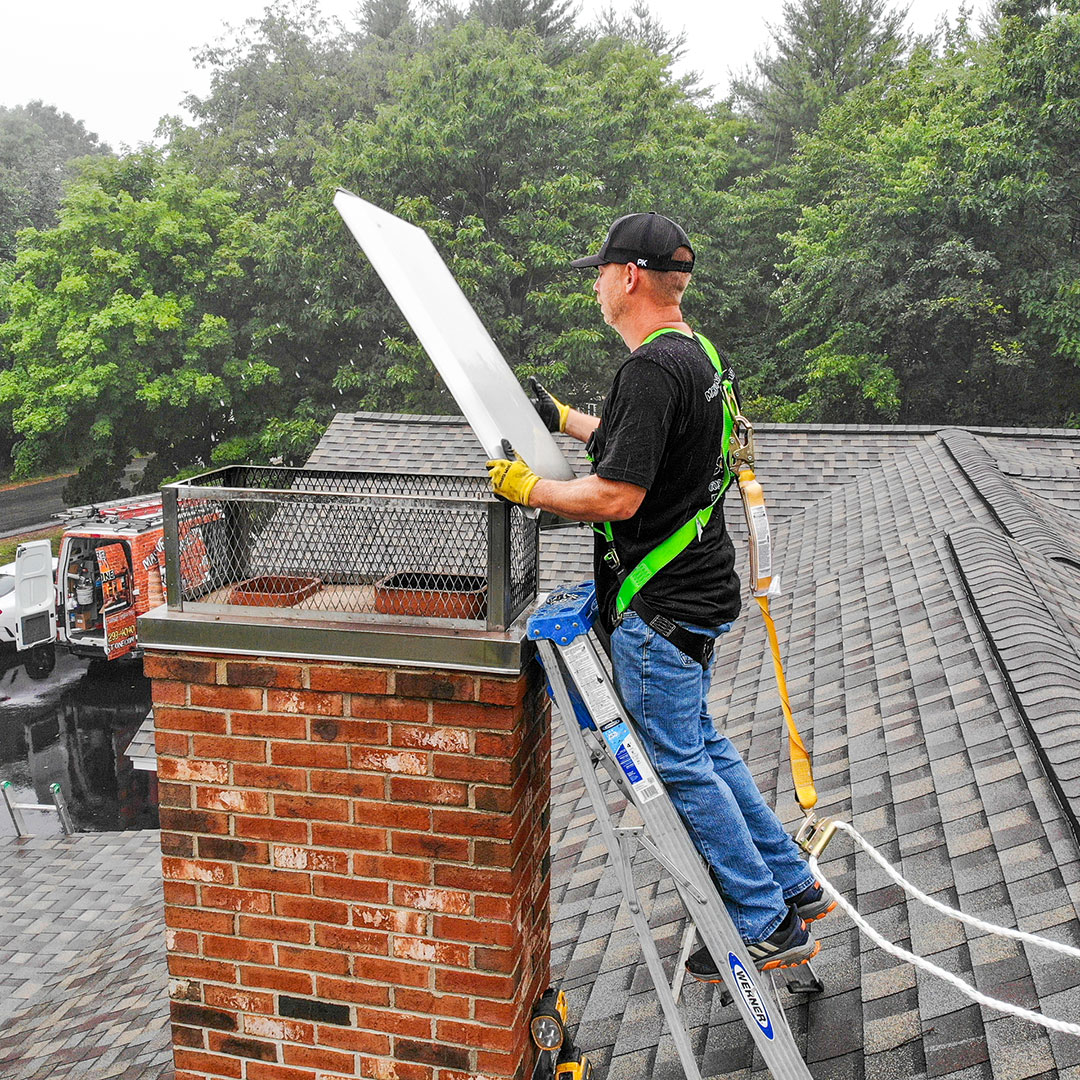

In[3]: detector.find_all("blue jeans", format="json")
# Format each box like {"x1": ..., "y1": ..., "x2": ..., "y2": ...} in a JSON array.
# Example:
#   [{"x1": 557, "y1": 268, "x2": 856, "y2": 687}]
[{"x1": 611, "y1": 610, "x2": 815, "y2": 943}]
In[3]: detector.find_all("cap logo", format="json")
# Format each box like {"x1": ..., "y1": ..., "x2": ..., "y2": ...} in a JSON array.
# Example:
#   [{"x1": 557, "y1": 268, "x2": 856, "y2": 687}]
[{"x1": 637, "y1": 259, "x2": 648, "y2": 267}]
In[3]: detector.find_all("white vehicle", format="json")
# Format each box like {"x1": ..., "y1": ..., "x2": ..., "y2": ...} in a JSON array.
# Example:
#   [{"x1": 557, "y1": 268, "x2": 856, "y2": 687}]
[{"x1": 0, "y1": 539, "x2": 58, "y2": 678}]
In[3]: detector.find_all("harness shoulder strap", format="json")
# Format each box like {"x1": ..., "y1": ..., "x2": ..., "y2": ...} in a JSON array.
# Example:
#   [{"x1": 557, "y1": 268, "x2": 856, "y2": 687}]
[{"x1": 610, "y1": 328, "x2": 738, "y2": 617}]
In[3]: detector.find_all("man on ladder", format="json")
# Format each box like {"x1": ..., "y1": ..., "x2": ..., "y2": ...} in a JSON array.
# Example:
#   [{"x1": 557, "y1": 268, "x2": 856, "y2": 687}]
[{"x1": 487, "y1": 211, "x2": 833, "y2": 978}]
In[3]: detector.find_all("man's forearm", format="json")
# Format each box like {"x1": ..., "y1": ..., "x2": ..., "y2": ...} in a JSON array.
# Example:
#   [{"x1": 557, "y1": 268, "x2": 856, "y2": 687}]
[
  {"x1": 529, "y1": 474, "x2": 644, "y2": 523},
  {"x1": 564, "y1": 408, "x2": 600, "y2": 443}
]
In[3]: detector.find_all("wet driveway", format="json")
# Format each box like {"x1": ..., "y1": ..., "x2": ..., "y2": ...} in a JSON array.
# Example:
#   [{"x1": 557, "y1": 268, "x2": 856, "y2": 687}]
[{"x1": 0, "y1": 648, "x2": 158, "y2": 836}]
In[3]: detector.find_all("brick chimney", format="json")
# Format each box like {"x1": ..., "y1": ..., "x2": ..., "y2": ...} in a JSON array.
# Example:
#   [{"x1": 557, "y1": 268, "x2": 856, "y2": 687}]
[{"x1": 143, "y1": 638, "x2": 550, "y2": 1080}]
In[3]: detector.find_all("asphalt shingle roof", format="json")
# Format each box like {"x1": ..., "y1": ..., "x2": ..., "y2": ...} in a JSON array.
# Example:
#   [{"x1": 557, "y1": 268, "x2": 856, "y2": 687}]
[{"x1": 5, "y1": 415, "x2": 1080, "y2": 1080}]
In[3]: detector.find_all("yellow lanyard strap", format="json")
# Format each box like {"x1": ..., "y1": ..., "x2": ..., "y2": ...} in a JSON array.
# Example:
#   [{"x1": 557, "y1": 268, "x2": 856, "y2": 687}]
[{"x1": 755, "y1": 594, "x2": 818, "y2": 813}]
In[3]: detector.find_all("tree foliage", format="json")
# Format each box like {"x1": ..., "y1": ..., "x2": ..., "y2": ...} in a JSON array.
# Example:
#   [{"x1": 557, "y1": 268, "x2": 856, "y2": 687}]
[{"x1": 1, "y1": 0, "x2": 1079, "y2": 495}]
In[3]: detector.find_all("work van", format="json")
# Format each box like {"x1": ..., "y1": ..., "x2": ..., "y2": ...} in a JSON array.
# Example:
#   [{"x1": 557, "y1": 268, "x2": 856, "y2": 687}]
[{"x1": 0, "y1": 539, "x2": 58, "y2": 678}]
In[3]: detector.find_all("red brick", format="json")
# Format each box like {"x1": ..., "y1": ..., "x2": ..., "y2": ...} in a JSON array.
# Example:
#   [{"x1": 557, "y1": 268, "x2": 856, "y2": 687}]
[
  {"x1": 432, "y1": 915, "x2": 515, "y2": 947},
  {"x1": 271, "y1": 846, "x2": 349, "y2": 874},
  {"x1": 434, "y1": 969, "x2": 515, "y2": 999},
  {"x1": 350, "y1": 748, "x2": 428, "y2": 775},
  {"x1": 233, "y1": 763, "x2": 307, "y2": 792},
  {"x1": 309, "y1": 666, "x2": 388, "y2": 694},
  {"x1": 173, "y1": 1050, "x2": 242, "y2": 1078},
  {"x1": 434, "y1": 865, "x2": 513, "y2": 895},
  {"x1": 267, "y1": 689, "x2": 343, "y2": 716},
  {"x1": 238, "y1": 915, "x2": 312, "y2": 944},
  {"x1": 473, "y1": 998, "x2": 519, "y2": 1026},
  {"x1": 314, "y1": 979, "x2": 390, "y2": 1009},
  {"x1": 359, "y1": 1058, "x2": 432, "y2": 1080},
  {"x1": 161, "y1": 832, "x2": 195, "y2": 858},
  {"x1": 154, "y1": 706, "x2": 228, "y2": 735},
  {"x1": 276, "y1": 945, "x2": 350, "y2": 975},
  {"x1": 395, "y1": 671, "x2": 474, "y2": 701},
  {"x1": 351, "y1": 1006, "x2": 431, "y2": 1038},
  {"x1": 309, "y1": 823, "x2": 389, "y2": 852},
  {"x1": 432, "y1": 754, "x2": 514, "y2": 784},
  {"x1": 172, "y1": 1025, "x2": 204, "y2": 1048},
  {"x1": 191, "y1": 685, "x2": 264, "y2": 711},
  {"x1": 474, "y1": 946, "x2": 521, "y2": 975},
  {"x1": 163, "y1": 881, "x2": 198, "y2": 907},
  {"x1": 207, "y1": 1032, "x2": 279, "y2": 1061},
  {"x1": 144, "y1": 654, "x2": 218, "y2": 683},
  {"x1": 394, "y1": 989, "x2": 471, "y2": 1020},
  {"x1": 234, "y1": 816, "x2": 309, "y2": 844},
  {"x1": 165, "y1": 906, "x2": 235, "y2": 934},
  {"x1": 151, "y1": 679, "x2": 188, "y2": 705},
  {"x1": 163, "y1": 858, "x2": 235, "y2": 885},
  {"x1": 473, "y1": 840, "x2": 514, "y2": 868},
  {"x1": 239, "y1": 966, "x2": 313, "y2": 995},
  {"x1": 226, "y1": 661, "x2": 303, "y2": 688},
  {"x1": 237, "y1": 866, "x2": 311, "y2": 895},
  {"x1": 432, "y1": 809, "x2": 515, "y2": 840},
  {"x1": 317, "y1": 1027, "x2": 391, "y2": 1056},
  {"x1": 391, "y1": 937, "x2": 469, "y2": 967},
  {"x1": 199, "y1": 837, "x2": 269, "y2": 864},
  {"x1": 312, "y1": 925, "x2": 389, "y2": 955},
  {"x1": 349, "y1": 955, "x2": 431, "y2": 989},
  {"x1": 309, "y1": 770, "x2": 384, "y2": 799},
  {"x1": 159, "y1": 758, "x2": 229, "y2": 784},
  {"x1": 352, "y1": 800, "x2": 430, "y2": 831},
  {"x1": 246, "y1": 1062, "x2": 317, "y2": 1080},
  {"x1": 201, "y1": 887, "x2": 273, "y2": 914},
  {"x1": 271, "y1": 743, "x2": 348, "y2": 769},
  {"x1": 476, "y1": 1048, "x2": 526, "y2": 1075},
  {"x1": 196, "y1": 787, "x2": 269, "y2": 814},
  {"x1": 275, "y1": 895, "x2": 349, "y2": 925},
  {"x1": 477, "y1": 676, "x2": 528, "y2": 706},
  {"x1": 388, "y1": 777, "x2": 468, "y2": 806},
  {"x1": 203, "y1": 935, "x2": 274, "y2": 965},
  {"x1": 167, "y1": 955, "x2": 238, "y2": 983},
  {"x1": 431, "y1": 700, "x2": 515, "y2": 730},
  {"x1": 472, "y1": 785, "x2": 515, "y2": 813},
  {"x1": 391, "y1": 726, "x2": 470, "y2": 753},
  {"x1": 474, "y1": 731, "x2": 521, "y2": 757},
  {"x1": 394, "y1": 887, "x2": 470, "y2": 915},
  {"x1": 155, "y1": 730, "x2": 189, "y2": 756},
  {"x1": 244, "y1": 1015, "x2": 316, "y2": 1043},
  {"x1": 352, "y1": 853, "x2": 430, "y2": 884},
  {"x1": 159, "y1": 806, "x2": 230, "y2": 836},
  {"x1": 282, "y1": 1044, "x2": 356, "y2": 1072},
  {"x1": 350, "y1": 906, "x2": 427, "y2": 935},
  {"x1": 231, "y1": 713, "x2": 308, "y2": 739},
  {"x1": 313, "y1": 875, "x2": 388, "y2": 905},
  {"x1": 192, "y1": 735, "x2": 267, "y2": 762},
  {"x1": 158, "y1": 781, "x2": 192, "y2": 808},
  {"x1": 473, "y1": 896, "x2": 513, "y2": 922},
  {"x1": 274, "y1": 794, "x2": 351, "y2": 822},
  {"x1": 347, "y1": 695, "x2": 430, "y2": 724},
  {"x1": 390, "y1": 832, "x2": 468, "y2": 862},
  {"x1": 437, "y1": 1019, "x2": 516, "y2": 1052},
  {"x1": 315, "y1": 718, "x2": 388, "y2": 745}
]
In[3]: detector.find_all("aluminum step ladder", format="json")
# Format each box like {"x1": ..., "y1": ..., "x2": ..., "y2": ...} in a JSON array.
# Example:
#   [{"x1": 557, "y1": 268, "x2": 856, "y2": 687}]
[
  {"x1": 529, "y1": 583, "x2": 821, "y2": 1080},
  {"x1": 2, "y1": 780, "x2": 74, "y2": 835}
]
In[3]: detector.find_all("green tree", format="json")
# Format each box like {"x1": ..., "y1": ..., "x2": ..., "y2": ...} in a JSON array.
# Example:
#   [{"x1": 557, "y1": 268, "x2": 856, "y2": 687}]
[
  {"x1": 0, "y1": 101, "x2": 111, "y2": 261},
  {"x1": 732, "y1": 0, "x2": 911, "y2": 165},
  {"x1": 0, "y1": 151, "x2": 270, "y2": 498},
  {"x1": 771, "y1": 3, "x2": 1080, "y2": 425},
  {"x1": 256, "y1": 22, "x2": 741, "y2": 421}
]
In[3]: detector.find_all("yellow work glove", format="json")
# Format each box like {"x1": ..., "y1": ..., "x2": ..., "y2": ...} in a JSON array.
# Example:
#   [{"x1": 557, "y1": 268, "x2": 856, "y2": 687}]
[
  {"x1": 487, "y1": 457, "x2": 540, "y2": 506},
  {"x1": 529, "y1": 376, "x2": 570, "y2": 434}
]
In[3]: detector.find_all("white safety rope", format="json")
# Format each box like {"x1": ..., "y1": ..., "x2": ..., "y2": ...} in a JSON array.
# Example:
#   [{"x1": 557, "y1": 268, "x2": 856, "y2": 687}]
[{"x1": 809, "y1": 820, "x2": 1080, "y2": 1039}]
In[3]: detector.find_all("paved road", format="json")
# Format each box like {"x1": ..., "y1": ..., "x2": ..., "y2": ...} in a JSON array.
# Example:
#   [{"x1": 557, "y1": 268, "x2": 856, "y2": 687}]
[{"x1": 0, "y1": 477, "x2": 69, "y2": 538}]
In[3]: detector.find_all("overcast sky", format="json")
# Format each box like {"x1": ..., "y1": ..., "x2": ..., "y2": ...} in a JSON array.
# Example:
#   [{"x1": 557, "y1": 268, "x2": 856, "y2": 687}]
[{"x1": 2, "y1": 0, "x2": 978, "y2": 150}]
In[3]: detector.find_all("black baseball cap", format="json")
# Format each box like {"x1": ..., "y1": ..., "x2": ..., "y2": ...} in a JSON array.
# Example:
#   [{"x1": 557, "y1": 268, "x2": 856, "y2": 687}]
[{"x1": 571, "y1": 212, "x2": 695, "y2": 272}]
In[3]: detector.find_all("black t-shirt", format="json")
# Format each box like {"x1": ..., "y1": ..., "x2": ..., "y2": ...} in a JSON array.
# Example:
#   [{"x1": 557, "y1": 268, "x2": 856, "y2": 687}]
[{"x1": 587, "y1": 331, "x2": 741, "y2": 630}]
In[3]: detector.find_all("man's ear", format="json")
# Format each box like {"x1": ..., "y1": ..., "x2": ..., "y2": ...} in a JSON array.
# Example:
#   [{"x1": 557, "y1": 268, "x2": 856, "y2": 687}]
[{"x1": 623, "y1": 262, "x2": 642, "y2": 293}]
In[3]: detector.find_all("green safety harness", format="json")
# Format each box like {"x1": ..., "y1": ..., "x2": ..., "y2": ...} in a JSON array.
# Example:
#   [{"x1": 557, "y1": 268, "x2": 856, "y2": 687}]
[{"x1": 596, "y1": 327, "x2": 746, "y2": 668}]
